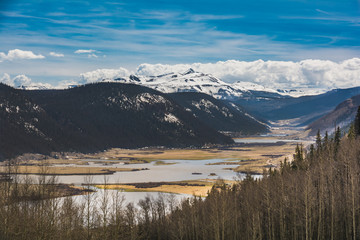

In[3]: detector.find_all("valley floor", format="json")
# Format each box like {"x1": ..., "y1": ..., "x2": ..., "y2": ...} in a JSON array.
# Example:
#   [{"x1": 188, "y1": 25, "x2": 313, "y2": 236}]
[{"x1": 0, "y1": 126, "x2": 312, "y2": 197}]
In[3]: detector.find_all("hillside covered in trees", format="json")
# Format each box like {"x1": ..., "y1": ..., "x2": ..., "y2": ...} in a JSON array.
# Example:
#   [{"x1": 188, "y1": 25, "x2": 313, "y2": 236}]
[
  {"x1": 1, "y1": 108, "x2": 360, "y2": 239},
  {"x1": 168, "y1": 92, "x2": 269, "y2": 134},
  {"x1": 0, "y1": 82, "x2": 235, "y2": 160}
]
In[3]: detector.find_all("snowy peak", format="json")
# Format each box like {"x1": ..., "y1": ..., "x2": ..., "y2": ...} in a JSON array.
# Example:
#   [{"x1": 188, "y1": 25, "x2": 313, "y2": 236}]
[
  {"x1": 140, "y1": 69, "x2": 243, "y2": 99},
  {"x1": 182, "y1": 68, "x2": 195, "y2": 75}
]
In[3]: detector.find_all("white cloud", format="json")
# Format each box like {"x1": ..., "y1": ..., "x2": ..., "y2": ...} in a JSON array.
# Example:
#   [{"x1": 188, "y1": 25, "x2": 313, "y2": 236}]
[
  {"x1": 75, "y1": 49, "x2": 99, "y2": 58},
  {"x1": 79, "y1": 67, "x2": 133, "y2": 84},
  {"x1": 74, "y1": 49, "x2": 97, "y2": 54},
  {"x1": 135, "y1": 58, "x2": 360, "y2": 90},
  {"x1": 4, "y1": 58, "x2": 359, "y2": 93},
  {"x1": 49, "y1": 52, "x2": 64, "y2": 57},
  {"x1": 0, "y1": 49, "x2": 45, "y2": 62},
  {"x1": 0, "y1": 73, "x2": 51, "y2": 89},
  {"x1": 54, "y1": 79, "x2": 79, "y2": 89},
  {"x1": 12, "y1": 74, "x2": 32, "y2": 86},
  {"x1": 0, "y1": 73, "x2": 12, "y2": 85},
  {"x1": 87, "y1": 53, "x2": 98, "y2": 58}
]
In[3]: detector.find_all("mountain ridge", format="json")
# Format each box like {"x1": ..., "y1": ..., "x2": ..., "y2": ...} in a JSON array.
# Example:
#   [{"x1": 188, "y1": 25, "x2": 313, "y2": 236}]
[
  {"x1": 0, "y1": 82, "x2": 238, "y2": 160},
  {"x1": 306, "y1": 94, "x2": 360, "y2": 136}
]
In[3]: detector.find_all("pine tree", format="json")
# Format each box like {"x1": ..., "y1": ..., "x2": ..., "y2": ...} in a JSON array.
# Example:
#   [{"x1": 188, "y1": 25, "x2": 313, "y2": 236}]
[
  {"x1": 309, "y1": 144, "x2": 315, "y2": 163},
  {"x1": 316, "y1": 130, "x2": 322, "y2": 151},
  {"x1": 324, "y1": 131, "x2": 329, "y2": 145},
  {"x1": 292, "y1": 144, "x2": 305, "y2": 170},
  {"x1": 355, "y1": 106, "x2": 360, "y2": 137},
  {"x1": 334, "y1": 127, "x2": 341, "y2": 157},
  {"x1": 348, "y1": 123, "x2": 355, "y2": 140}
]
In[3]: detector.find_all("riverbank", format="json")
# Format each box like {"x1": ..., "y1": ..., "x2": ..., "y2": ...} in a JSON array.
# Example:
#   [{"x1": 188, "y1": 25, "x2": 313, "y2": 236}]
[{"x1": 94, "y1": 179, "x2": 236, "y2": 197}]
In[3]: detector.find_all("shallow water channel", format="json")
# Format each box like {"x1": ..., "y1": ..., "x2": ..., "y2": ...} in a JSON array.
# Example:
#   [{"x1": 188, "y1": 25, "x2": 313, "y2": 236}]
[
  {"x1": 23, "y1": 158, "x2": 245, "y2": 206},
  {"x1": 53, "y1": 158, "x2": 243, "y2": 184}
]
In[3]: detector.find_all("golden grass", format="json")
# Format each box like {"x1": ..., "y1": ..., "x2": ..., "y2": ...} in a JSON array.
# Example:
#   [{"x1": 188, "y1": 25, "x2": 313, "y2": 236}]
[
  {"x1": 84, "y1": 148, "x2": 236, "y2": 161},
  {"x1": 95, "y1": 180, "x2": 235, "y2": 197},
  {"x1": 25, "y1": 158, "x2": 86, "y2": 165},
  {"x1": 154, "y1": 160, "x2": 177, "y2": 165}
]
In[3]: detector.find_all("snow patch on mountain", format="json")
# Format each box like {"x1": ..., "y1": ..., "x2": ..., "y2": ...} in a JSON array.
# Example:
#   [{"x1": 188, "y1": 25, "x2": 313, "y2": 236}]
[{"x1": 163, "y1": 113, "x2": 181, "y2": 124}]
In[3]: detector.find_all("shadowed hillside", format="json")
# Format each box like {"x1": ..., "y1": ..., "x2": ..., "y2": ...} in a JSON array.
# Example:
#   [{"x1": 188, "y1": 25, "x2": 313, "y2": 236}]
[
  {"x1": 307, "y1": 94, "x2": 360, "y2": 135},
  {"x1": 169, "y1": 92, "x2": 269, "y2": 134},
  {"x1": 0, "y1": 83, "x2": 234, "y2": 160}
]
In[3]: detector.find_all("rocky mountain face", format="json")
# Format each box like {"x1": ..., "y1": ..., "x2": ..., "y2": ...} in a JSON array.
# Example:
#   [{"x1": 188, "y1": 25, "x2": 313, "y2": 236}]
[{"x1": 306, "y1": 94, "x2": 360, "y2": 136}]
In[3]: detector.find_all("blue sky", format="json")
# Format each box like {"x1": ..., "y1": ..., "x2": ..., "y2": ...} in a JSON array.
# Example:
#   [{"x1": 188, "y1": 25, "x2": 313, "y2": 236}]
[{"x1": 0, "y1": 0, "x2": 360, "y2": 84}]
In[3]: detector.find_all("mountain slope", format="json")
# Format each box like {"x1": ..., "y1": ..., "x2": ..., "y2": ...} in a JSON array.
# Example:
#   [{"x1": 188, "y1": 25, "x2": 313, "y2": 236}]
[
  {"x1": 0, "y1": 83, "x2": 233, "y2": 160},
  {"x1": 0, "y1": 83, "x2": 65, "y2": 160},
  {"x1": 306, "y1": 94, "x2": 360, "y2": 136},
  {"x1": 168, "y1": 92, "x2": 269, "y2": 134},
  {"x1": 235, "y1": 86, "x2": 360, "y2": 125}
]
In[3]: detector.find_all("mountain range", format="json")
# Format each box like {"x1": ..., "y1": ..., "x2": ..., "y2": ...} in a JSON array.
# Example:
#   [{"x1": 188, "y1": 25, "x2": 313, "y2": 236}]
[
  {"x1": 78, "y1": 68, "x2": 360, "y2": 127},
  {"x1": 79, "y1": 68, "x2": 327, "y2": 98}
]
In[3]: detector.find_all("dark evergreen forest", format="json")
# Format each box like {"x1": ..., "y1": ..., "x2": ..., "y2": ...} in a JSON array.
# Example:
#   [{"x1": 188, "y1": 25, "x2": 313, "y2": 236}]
[{"x1": 0, "y1": 83, "x2": 234, "y2": 160}]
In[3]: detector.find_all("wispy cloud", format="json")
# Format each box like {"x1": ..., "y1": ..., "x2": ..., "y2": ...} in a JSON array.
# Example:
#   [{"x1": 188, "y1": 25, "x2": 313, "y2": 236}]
[
  {"x1": 0, "y1": 49, "x2": 45, "y2": 62},
  {"x1": 315, "y1": 9, "x2": 331, "y2": 15},
  {"x1": 74, "y1": 49, "x2": 97, "y2": 54},
  {"x1": 49, "y1": 51, "x2": 64, "y2": 57},
  {"x1": 191, "y1": 14, "x2": 244, "y2": 21},
  {"x1": 87, "y1": 53, "x2": 98, "y2": 58},
  {"x1": 279, "y1": 15, "x2": 360, "y2": 24},
  {"x1": 75, "y1": 49, "x2": 99, "y2": 58},
  {"x1": 0, "y1": 11, "x2": 82, "y2": 26}
]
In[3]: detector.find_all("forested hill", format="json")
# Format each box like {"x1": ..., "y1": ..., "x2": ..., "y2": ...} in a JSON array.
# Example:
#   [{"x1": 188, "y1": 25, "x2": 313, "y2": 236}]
[
  {"x1": 168, "y1": 92, "x2": 269, "y2": 134},
  {"x1": 0, "y1": 82, "x2": 233, "y2": 160}
]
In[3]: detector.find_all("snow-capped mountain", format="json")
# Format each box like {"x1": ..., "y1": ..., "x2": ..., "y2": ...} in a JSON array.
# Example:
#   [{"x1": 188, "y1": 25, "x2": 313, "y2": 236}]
[
  {"x1": 2, "y1": 68, "x2": 331, "y2": 98},
  {"x1": 78, "y1": 68, "x2": 287, "y2": 100},
  {"x1": 78, "y1": 67, "x2": 328, "y2": 99},
  {"x1": 141, "y1": 69, "x2": 246, "y2": 99}
]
